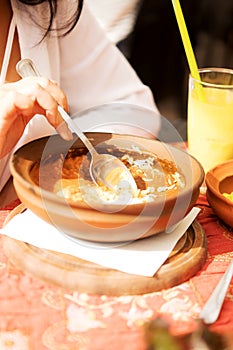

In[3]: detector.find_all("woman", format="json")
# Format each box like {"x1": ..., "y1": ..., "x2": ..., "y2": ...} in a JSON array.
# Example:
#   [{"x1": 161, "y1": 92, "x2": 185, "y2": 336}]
[{"x1": 0, "y1": 0, "x2": 160, "y2": 199}]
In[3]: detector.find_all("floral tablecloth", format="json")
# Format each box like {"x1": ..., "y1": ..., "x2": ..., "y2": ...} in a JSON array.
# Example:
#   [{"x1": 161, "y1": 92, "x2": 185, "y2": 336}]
[{"x1": 0, "y1": 195, "x2": 233, "y2": 350}]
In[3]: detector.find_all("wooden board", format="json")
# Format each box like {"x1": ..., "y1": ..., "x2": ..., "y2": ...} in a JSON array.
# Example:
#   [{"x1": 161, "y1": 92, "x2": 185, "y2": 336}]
[{"x1": 3, "y1": 205, "x2": 207, "y2": 296}]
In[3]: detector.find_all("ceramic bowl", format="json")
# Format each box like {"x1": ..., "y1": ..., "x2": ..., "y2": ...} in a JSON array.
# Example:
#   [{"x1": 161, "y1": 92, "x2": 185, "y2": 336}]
[
  {"x1": 10, "y1": 132, "x2": 204, "y2": 243},
  {"x1": 206, "y1": 160, "x2": 233, "y2": 228}
]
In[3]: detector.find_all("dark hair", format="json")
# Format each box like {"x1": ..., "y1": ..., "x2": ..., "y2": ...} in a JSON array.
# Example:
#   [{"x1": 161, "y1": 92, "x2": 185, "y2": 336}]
[{"x1": 17, "y1": 0, "x2": 84, "y2": 39}]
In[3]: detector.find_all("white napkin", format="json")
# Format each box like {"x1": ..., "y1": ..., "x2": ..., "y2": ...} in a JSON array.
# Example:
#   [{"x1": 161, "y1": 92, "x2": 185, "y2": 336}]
[{"x1": 0, "y1": 207, "x2": 200, "y2": 277}]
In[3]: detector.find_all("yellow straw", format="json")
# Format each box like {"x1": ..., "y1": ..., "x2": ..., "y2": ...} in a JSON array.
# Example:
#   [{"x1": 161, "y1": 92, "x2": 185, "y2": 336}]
[{"x1": 171, "y1": 0, "x2": 203, "y2": 91}]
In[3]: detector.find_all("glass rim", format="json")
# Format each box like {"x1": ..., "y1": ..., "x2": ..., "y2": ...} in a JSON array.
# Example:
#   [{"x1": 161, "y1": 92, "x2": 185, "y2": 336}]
[{"x1": 190, "y1": 67, "x2": 233, "y2": 88}]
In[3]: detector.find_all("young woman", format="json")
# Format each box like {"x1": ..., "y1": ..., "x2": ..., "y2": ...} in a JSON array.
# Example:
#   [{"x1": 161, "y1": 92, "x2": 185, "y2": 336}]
[{"x1": 0, "y1": 0, "x2": 160, "y2": 200}]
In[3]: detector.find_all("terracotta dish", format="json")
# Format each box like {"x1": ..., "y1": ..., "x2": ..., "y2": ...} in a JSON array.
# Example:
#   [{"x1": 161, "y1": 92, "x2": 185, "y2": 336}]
[
  {"x1": 206, "y1": 160, "x2": 233, "y2": 228},
  {"x1": 10, "y1": 132, "x2": 204, "y2": 243}
]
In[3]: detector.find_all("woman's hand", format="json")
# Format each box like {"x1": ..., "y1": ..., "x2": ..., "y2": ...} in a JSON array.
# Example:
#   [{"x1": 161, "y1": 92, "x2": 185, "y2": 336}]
[{"x1": 0, "y1": 77, "x2": 73, "y2": 159}]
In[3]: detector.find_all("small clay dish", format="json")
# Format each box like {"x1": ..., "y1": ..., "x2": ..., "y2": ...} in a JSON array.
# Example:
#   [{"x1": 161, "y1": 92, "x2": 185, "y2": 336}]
[{"x1": 206, "y1": 160, "x2": 233, "y2": 228}]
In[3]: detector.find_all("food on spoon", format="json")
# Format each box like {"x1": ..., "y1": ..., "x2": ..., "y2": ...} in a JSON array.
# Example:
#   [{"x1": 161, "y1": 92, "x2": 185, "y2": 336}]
[{"x1": 30, "y1": 145, "x2": 185, "y2": 205}]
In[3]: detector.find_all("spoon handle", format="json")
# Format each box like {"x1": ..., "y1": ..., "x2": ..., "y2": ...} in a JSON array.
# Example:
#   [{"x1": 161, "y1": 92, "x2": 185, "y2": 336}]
[
  {"x1": 57, "y1": 106, "x2": 97, "y2": 157},
  {"x1": 16, "y1": 58, "x2": 40, "y2": 77},
  {"x1": 16, "y1": 59, "x2": 97, "y2": 157},
  {"x1": 199, "y1": 260, "x2": 233, "y2": 324}
]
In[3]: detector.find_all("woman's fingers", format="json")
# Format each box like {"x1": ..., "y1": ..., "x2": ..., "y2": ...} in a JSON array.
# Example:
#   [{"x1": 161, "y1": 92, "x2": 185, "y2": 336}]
[
  {"x1": 0, "y1": 77, "x2": 73, "y2": 158},
  {"x1": 4, "y1": 77, "x2": 73, "y2": 140},
  {"x1": 28, "y1": 79, "x2": 73, "y2": 140}
]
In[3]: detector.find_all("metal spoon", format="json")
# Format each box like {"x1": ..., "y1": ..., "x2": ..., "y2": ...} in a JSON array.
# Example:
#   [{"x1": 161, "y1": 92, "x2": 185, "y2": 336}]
[
  {"x1": 199, "y1": 260, "x2": 233, "y2": 324},
  {"x1": 16, "y1": 58, "x2": 137, "y2": 192}
]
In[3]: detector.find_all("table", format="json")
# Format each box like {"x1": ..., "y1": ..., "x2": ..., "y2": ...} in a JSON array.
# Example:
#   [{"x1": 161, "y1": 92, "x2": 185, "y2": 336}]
[{"x1": 0, "y1": 194, "x2": 233, "y2": 350}]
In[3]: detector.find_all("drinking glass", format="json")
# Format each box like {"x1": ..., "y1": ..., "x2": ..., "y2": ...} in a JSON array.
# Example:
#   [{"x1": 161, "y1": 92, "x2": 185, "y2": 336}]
[{"x1": 188, "y1": 67, "x2": 233, "y2": 172}]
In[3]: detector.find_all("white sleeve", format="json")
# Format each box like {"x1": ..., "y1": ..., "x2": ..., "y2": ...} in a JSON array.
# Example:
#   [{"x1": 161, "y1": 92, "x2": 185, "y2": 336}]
[
  {"x1": 58, "y1": 2, "x2": 161, "y2": 137},
  {"x1": 86, "y1": 0, "x2": 141, "y2": 43}
]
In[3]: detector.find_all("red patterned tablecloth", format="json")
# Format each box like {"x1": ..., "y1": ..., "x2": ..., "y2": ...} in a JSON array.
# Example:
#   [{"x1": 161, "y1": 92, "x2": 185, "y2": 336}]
[{"x1": 0, "y1": 195, "x2": 233, "y2": 349}]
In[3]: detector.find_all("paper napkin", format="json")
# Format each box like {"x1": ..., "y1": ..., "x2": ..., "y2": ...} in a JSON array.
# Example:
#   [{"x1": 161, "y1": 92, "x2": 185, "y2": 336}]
[{"x1": 0, "y1": 207, "x2": 200, "y2": 277}]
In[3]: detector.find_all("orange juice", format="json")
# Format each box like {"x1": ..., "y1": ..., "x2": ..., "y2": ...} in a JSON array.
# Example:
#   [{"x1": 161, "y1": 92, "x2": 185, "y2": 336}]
[{"x1": 188, "y1": 68, "x2": 233, "y2": 173}]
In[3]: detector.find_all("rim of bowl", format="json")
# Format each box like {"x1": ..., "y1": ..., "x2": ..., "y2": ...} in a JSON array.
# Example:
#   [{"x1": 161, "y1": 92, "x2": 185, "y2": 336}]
[{"x1": 10, "y1": 134, "x2": 204, "y2": 211}]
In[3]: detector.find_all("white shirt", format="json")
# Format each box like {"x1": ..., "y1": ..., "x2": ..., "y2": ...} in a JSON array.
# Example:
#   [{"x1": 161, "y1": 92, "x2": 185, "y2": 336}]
[
  {"x1": 87, "y1": 0, "x2": 141, "y2": 43},
  {"x1": 0, "y1": 0, "x2": 160, "y2": 191}
]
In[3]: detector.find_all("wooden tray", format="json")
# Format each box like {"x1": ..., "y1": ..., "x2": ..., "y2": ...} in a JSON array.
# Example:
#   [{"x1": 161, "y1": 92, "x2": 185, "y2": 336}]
[{"x1": 3, "y1": 205, "x2": 207, "y2": 296}]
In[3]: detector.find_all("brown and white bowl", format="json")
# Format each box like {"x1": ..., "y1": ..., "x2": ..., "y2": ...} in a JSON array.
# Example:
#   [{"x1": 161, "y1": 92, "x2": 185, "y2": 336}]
[{"x1": 10, "y1": 132, "x2": 204, "y2": 243}]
